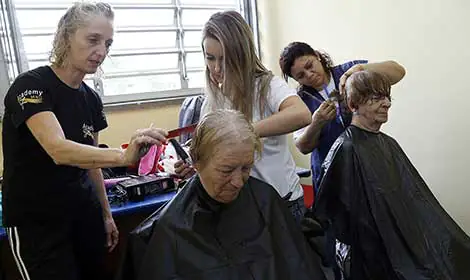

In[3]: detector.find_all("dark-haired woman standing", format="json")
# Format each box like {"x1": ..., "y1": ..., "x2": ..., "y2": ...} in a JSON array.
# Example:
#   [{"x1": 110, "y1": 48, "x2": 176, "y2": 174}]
[{"x1": 279, "y1": 42, "x2": 406, "y2": 192}]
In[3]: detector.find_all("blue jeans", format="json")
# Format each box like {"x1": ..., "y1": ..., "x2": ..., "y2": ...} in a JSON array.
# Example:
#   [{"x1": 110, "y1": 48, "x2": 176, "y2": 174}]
[{"x1": 286, "y1": 196, "x2": 306, "y2": 225}]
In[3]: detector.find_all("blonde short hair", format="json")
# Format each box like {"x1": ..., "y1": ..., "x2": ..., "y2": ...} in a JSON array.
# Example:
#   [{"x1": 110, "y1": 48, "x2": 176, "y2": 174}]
[
  {"x1": 190, "y1": 109, "x2": 262, "y2": 165},
  {"x1": 50, "y1": 2, "x2": 114, "y2": 67}
]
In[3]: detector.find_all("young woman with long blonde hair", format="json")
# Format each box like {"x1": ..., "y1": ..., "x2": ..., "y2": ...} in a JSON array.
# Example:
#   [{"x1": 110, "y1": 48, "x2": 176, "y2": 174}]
[{"x1": 175, "y1": 11, "x2": 311, "y2": 223}]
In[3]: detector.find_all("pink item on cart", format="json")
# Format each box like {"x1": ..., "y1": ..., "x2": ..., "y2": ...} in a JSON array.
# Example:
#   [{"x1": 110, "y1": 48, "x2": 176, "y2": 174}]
[{"x1": 138, "y1": 144, "x2": 166, "y2": 176}]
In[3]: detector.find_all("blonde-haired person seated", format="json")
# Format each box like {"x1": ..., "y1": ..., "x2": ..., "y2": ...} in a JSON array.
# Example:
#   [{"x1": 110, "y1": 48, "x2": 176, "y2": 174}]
[
  {"x1": 314, "y1": 70, "x2": 470, "y2": 280},
  {"x1": 118, "y1": 109, "x2": 328, "y2": 280}
]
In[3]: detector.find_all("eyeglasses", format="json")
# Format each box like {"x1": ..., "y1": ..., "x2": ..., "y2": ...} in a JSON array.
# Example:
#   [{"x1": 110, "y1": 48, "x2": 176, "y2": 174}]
[{"x1": 370, "y1": 95, "x2": 392, "y2": 103}]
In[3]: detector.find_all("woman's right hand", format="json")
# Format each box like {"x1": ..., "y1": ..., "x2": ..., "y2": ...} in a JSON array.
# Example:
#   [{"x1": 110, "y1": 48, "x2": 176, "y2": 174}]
[
  {"x1": 312, "y1": 100, "x2": 336, "y2": 124},
  {"x1": 174, "y1": 160, "x2": 196, "y2": 180},
  {"x1": 123, "y1": 127, "x2": 168, "y2": 166}
]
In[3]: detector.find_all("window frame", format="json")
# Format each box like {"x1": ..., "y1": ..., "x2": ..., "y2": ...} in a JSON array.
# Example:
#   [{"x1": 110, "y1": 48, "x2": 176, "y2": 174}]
[{"x1": 1, "y1": 0, "x2": 259, "y2": 107}]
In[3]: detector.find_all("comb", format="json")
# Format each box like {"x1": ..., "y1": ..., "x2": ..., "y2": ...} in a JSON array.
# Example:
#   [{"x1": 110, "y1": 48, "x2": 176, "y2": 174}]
[{"x1": 167, "y1": 123, "x2": 197, "y2": 139}]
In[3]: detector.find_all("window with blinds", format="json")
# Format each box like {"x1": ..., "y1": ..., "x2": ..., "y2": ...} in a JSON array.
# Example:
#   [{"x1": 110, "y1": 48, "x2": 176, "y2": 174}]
[{"x1": 10, "y1": 0, "x2": 254, "y2": 105}]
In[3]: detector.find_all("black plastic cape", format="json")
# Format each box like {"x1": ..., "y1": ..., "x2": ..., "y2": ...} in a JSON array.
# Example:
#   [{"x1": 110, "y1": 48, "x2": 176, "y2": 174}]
[
  {"x1": 116, "y1": 175, "x2": 327, "y2": 280},
  {"x1": 314, "y1": 125, "x2": 470, "y2": 280}
]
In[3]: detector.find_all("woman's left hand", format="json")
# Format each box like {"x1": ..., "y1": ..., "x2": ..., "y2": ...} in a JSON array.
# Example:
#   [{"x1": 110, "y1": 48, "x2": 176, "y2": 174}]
[
  {"x1": 339, "y1": 64, "x2": 365, "y2": 95},
  {"x1": 104, "y1": 216, "x2": 119, "y2": 252}
]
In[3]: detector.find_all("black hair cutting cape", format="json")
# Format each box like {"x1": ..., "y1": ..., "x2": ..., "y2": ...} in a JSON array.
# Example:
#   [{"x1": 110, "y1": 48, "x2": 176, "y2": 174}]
[
  {"x1": 116, "y1": 175, "x2": 327, "y2": 280},
  {"x1": 314, "y1": 125, "x2": 470, "y2": 280}
]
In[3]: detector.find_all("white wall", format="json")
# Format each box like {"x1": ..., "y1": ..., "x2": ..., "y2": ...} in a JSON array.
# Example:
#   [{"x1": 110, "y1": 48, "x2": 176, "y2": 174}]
[{"x1": 258, "y1": 0, "x2": 470, "y2": 233}]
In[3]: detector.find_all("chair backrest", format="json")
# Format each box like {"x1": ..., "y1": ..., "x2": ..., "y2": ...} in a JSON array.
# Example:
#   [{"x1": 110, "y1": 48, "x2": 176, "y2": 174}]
[
  {"x1": 301, "y1": 184, "x2": 314, "y2": 209},
  {"x1": 178, "y1": 95, "x2": 205, "y2": 143}
]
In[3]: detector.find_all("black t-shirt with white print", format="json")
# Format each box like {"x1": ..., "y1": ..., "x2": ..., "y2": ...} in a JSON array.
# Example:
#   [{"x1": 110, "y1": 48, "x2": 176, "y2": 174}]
[{"x1": 1, "y1": 66, "x2": 108, "y2": 226}]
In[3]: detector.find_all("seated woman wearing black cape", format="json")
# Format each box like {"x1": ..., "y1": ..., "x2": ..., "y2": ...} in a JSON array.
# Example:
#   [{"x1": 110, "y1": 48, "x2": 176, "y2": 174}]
[
  {"x1": 314, "y1": 70, "x2": 470, "y2": 280},
  {"x1": 118, "y1": 109, "x2": 328, "y2": 280}
]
